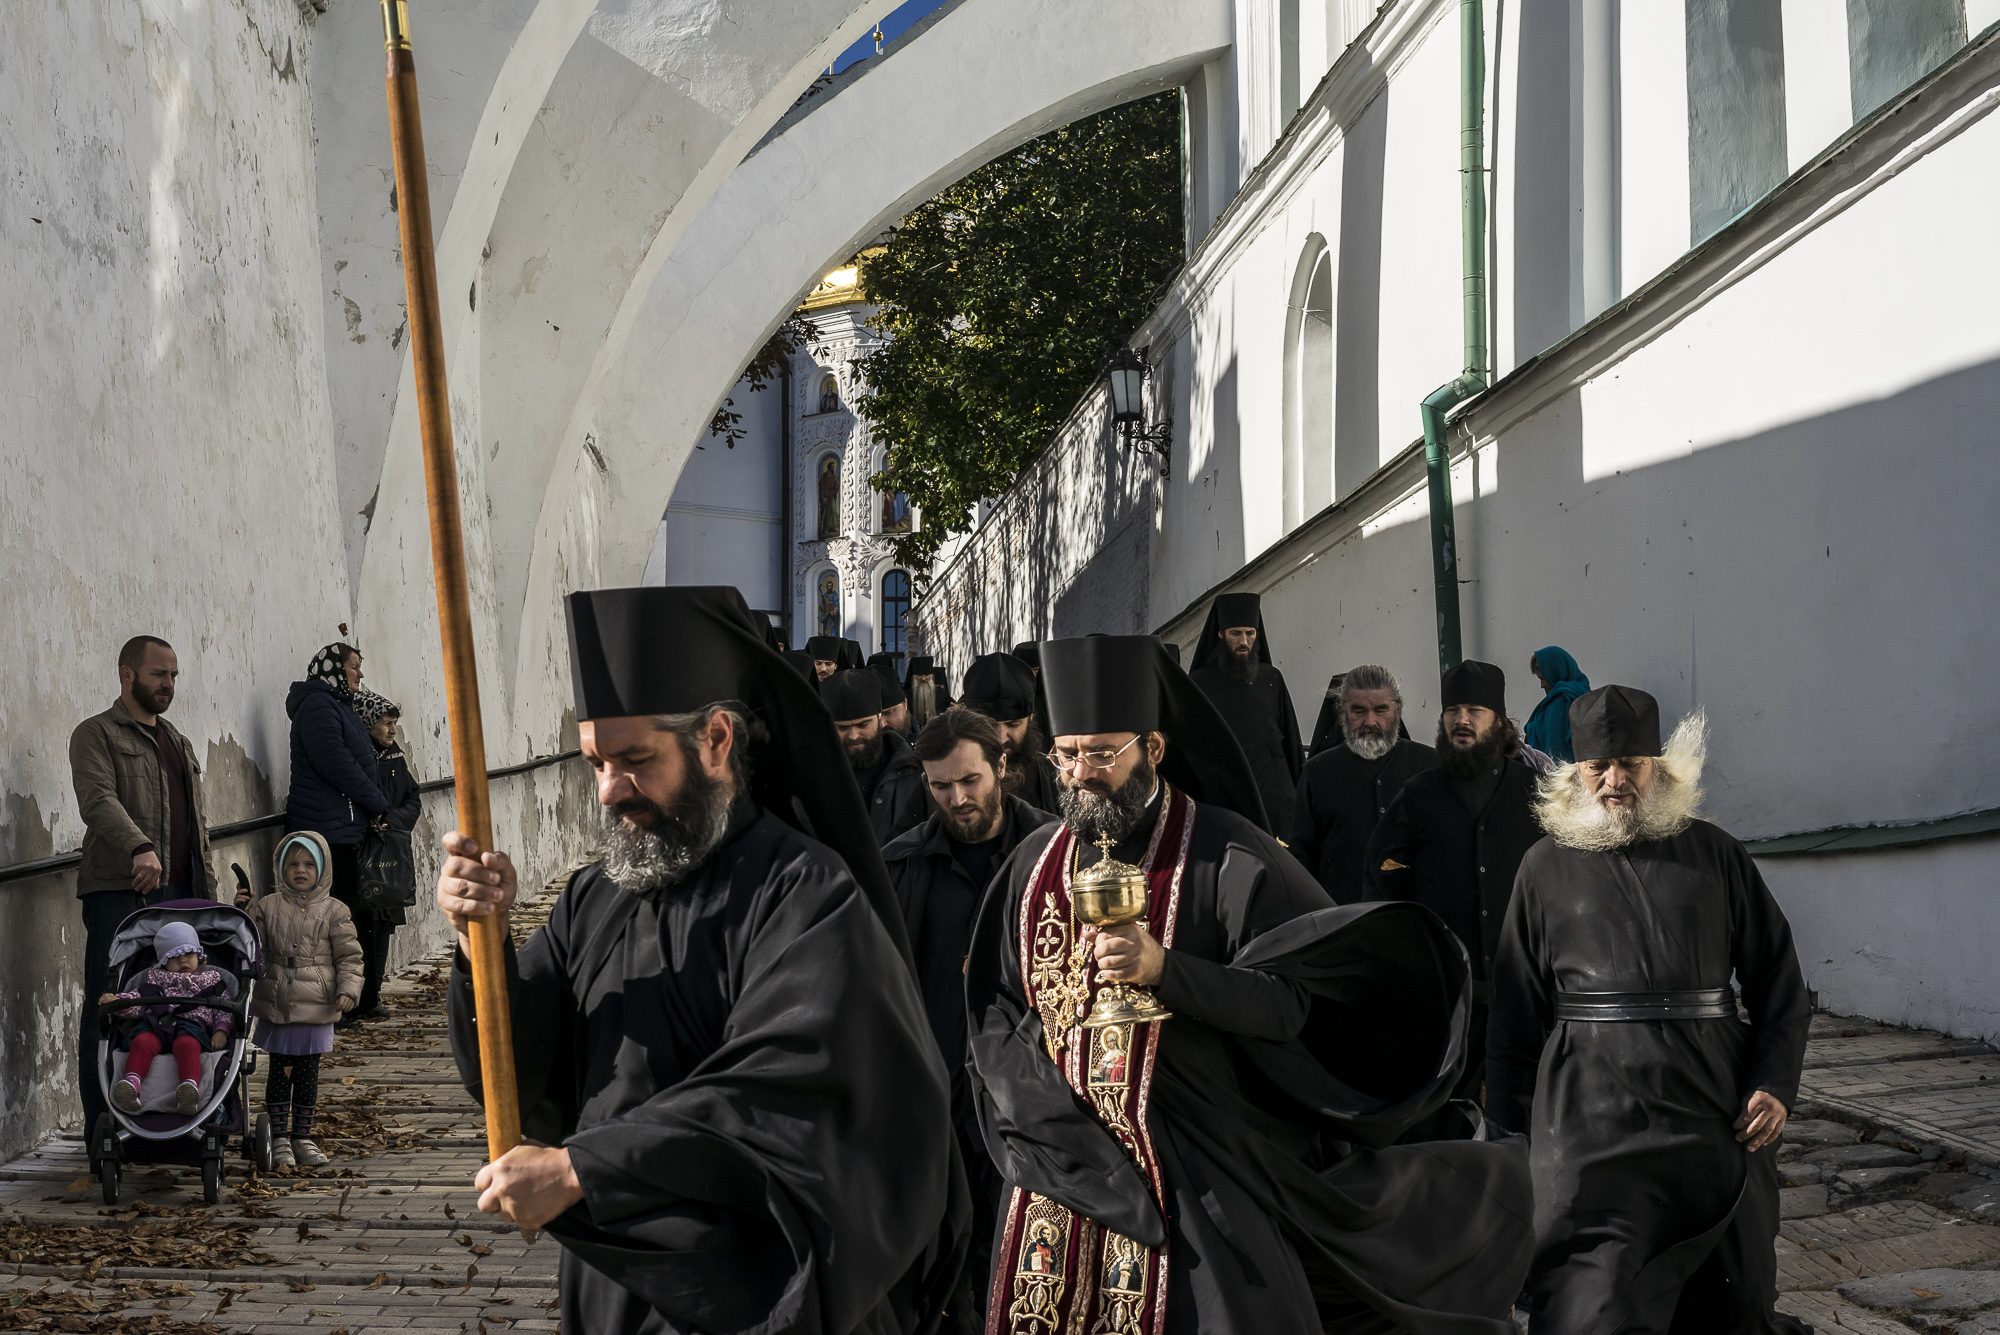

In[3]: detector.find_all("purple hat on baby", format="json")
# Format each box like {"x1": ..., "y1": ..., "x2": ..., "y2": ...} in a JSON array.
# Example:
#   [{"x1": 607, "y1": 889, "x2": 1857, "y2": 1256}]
[{"x1": 155, "y1": 921, "x2": 202, "y2": 964}]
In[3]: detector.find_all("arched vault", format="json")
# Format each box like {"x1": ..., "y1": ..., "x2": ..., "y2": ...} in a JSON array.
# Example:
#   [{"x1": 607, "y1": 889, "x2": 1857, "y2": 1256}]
[{"x1": 349, "y1": 0, "x2": 1232, "y2": 759}]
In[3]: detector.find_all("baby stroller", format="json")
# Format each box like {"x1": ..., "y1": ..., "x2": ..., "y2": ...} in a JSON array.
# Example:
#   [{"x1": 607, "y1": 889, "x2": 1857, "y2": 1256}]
[{"x1": 93, "y1": 895, "x2": 274, "y2": 1204}]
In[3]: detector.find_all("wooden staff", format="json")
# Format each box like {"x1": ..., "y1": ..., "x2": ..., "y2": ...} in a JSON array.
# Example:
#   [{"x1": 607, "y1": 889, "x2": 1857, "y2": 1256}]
[{"x1": 381, "y1": 0, "x2": 521, "y2": 1162}]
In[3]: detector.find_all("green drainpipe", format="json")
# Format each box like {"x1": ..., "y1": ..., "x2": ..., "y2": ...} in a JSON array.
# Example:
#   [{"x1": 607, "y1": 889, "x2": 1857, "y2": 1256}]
[{"x1": 1422, "y1": 0, "x2": 1489, "y2": 677}]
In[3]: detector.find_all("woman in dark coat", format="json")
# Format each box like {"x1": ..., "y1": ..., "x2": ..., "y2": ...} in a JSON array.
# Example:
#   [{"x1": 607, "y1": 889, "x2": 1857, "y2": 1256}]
[
  {"x1": 283, "y1": 643, "x2": 390, "y2": 1023},
  {"x1": 350, "y1": 690, "x2": 421, "y2": 1020}
]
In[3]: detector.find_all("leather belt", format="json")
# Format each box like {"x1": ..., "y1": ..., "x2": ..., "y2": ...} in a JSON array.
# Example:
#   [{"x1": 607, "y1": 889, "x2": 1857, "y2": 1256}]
[{"x1": 1554, "y1": 988, "x2": 1736, "y2": 1022}]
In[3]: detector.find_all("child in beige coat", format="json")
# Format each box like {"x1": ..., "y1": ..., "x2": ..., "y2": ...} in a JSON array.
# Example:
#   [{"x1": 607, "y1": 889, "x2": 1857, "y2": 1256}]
[{"x1": 239, "y1": 831, "x2": 361, "y2": 1168}]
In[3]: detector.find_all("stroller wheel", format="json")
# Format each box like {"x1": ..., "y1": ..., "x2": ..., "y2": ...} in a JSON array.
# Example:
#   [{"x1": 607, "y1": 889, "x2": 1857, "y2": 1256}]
[
  {"x1": 91, "y1": 1114, "x2": 117, "y2": 1178},
  {"x1": 202, "y1": 1156, "x2": 222, "y2": 1205},
  {"x1": 99, "y1": 1151, "x2": 119, "y2": 1206},
  {"x1": 252, "y1": 1112, "x2": 275, "y2": 1175}
]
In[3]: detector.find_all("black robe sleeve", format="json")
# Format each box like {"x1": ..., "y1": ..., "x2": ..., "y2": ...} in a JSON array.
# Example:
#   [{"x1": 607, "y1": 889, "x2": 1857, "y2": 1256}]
[
  {"x1": 1727, "y1": 842, "x2": 1812, "y2": 1109},
  {"x1": 1151, "y1": 843, "x2": 1319, "y2": 1040},
  {"x1": 451, "y1": 860, "x2": 955, "y2": 1335},
  {"x1": 1483, "y1": 859, "x2": 1553, "y2": 1136},
  {"x1": 448, "y1": 875, "x2": 582, "y2": 1143}
]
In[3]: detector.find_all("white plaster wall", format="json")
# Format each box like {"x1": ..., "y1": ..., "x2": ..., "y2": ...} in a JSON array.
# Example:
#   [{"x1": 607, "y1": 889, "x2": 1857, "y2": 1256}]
[
  {"x1": 1764, "y1": 842, "x2": 2000, "y2": 1044},
  {"x1": 0, "y1": 0, "x2": 344, "y2": 1159}
]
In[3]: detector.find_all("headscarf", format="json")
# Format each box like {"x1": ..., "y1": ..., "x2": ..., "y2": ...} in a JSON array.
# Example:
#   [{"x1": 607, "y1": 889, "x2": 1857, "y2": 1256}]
[
  {"x1": 352, "y1": 689, "x2": 400, "y2": 727},
  {"x1": 307, "y1": 642, "x2": 359, "y2": 697},
  {"x1": 1523, "y1": 646, "x2": 1590, "y2": 763}
]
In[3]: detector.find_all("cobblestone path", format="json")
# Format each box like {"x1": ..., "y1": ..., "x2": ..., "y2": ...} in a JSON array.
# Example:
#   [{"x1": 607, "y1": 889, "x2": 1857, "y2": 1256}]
[
  {"x1": 5, "y1": 889, "x2": 2000, "y2": 1332},
  {"x1": 0, "y1": 883, "x2": 565, "y2": 1335}
]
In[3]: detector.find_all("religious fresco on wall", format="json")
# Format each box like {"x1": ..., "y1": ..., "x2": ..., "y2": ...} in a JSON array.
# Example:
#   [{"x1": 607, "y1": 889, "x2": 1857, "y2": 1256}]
[
  {"x1": 818, "y1": 375, "x2": 841, "y2": 414},
  {"x1": 817, "y1": 453, "x2": 841, "y2": 538},
  {"x1": 880, "y1": 487, "x2": 912, "y2": 533},
  {"x1": 816, "y1": 568, "x2": 840, "y2": 638}
]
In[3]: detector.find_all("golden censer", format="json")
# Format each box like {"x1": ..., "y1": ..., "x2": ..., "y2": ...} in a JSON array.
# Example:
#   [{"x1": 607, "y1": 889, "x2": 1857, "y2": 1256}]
[{"x1": 1071, "y1": 835, "x2": 1173, "y2": 1029}]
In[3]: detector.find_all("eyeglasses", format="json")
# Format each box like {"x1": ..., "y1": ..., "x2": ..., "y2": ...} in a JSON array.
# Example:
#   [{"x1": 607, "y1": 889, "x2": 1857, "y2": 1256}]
[
  {"x1": 1046, "y1": 736, "x2": 1141, "y2": 771},
  {"x1": 1579, "y1": 756, "x2": 1653, "y2": 778}
]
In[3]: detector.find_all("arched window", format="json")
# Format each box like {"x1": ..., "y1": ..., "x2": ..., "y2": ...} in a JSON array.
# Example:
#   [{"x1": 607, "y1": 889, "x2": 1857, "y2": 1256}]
[
  {"x1": 1282, "y1": 237, "x2": 1333, "y2": 533},
  {"x1": 880, "y1": 570, "x2": 911, "y2": 654},
  {"x1": 815, "y1": 567, "x2": 841, "y2": 638},
  {"x1": 815, "y1": 451, "x2": 842, "y2": 538},
  {"x1": 816, "y1": 374, "x2": 841, "y2": 415}
]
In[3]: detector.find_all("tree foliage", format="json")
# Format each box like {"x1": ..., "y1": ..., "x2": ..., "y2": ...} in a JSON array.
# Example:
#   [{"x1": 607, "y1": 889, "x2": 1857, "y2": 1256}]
[
  {"x1": 707, "y1": 313, "x2": 825, "y2": 448},
  {"x1": 854, "y1": 93, "x2": 1183, "y2": 570}
]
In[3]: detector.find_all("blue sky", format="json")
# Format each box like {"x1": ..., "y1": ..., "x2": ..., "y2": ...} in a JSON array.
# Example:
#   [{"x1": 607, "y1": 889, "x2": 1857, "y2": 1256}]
[{"x1": 829, "y1": 0, "x2": 953, "y2": 75}]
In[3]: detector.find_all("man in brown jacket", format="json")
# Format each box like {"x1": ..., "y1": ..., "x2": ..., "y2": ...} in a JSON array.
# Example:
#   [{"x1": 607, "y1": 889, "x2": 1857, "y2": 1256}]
[{"x1": 69, "y1": 635, "x2": 215, "y2": 1147}]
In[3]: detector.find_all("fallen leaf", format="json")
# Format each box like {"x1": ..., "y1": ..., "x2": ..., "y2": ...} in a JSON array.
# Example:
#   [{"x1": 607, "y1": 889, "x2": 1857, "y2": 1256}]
[
  {"x1": 443, "y1": 1202, "x2": 456, "y2": 1220},
  {"x1": 363, "y1": 1272, "x2": 386, "y2": 1291},
  {"x1": 288, "y1": 1280, "x2": 316, "y2": 1292},
  {"x1": 470, "y1": 1244, "x2": 492, "y2": 1256},
  {"x1": 429, "y1": 1278, "x2": 453, "y2": 1288},
  {"x1": 66, "y1": 1178, "x2": 91, "y2": 1193},
  {"x1": 1912, "y1": 1287, "x2": 1942, "y2": 1299}
]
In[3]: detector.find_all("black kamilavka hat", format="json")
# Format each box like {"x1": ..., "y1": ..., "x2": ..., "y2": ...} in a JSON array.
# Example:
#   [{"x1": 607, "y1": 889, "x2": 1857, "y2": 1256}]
[
  {"x1": 840, "y1": 639, "x2": 866, "y2": 671},
  {"x1": 805, "y1": 635, "x2": 842, "y2": 662},
  {"x1": 564, "y1": 586, "x2": 910, "y2": 962},
  {"x1": 865, "y1": 651, "x2": 904, "y2": 698},
  {"x1": 1011, "y1": 642, "x2": 1041, "y2": 670},
  {"x1": 1039, "y1": 635, "x2": 1270, "y2": 831},
  {"x1": 960, "y1": 652, "x2": 1038, "y2": 721},
  {"x1": 821, "y1": 669, "x2": 884, "y2": 723},
  {"x1": 1570, "y1": 685, "x2": 1662, "y2": 760},
  {"x1": 1441, "y1": 660, "x2": 1507, "y2": 714},
  {"x1": 1189, "y1": 590, "x2": 1274, "y2": 673},
  {"x1": 782, "y1": 650, "x2": 817, "y2": 682}
]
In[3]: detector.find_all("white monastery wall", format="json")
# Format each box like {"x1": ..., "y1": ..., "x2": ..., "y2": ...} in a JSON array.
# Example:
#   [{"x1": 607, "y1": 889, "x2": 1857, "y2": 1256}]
[{"x1": 0, "y1": 0, "x2": 345, "y2": 1159}]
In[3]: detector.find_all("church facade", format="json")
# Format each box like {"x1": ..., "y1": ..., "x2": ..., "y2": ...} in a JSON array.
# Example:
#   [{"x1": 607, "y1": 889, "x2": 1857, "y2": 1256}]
[{"x1": 646, "y1": 259, "x2": 920, "y2": 662}]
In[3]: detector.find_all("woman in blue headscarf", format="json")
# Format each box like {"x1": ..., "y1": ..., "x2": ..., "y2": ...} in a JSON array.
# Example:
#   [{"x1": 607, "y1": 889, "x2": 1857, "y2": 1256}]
[{"x1": 1524, "y1": 646, "x2": 1590, "y2": 762}]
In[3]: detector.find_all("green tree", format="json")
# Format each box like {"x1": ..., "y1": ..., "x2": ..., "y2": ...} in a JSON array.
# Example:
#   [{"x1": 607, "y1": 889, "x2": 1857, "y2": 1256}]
[{"x1": 854, "y1": 93, "x2": 1183, "y2": 571}]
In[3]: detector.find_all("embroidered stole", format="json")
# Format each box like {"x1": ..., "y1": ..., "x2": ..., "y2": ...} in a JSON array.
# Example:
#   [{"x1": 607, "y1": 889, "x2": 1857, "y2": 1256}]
[{"x1": 987, "y1": 785, "x2": 1196, "y2": 1335}]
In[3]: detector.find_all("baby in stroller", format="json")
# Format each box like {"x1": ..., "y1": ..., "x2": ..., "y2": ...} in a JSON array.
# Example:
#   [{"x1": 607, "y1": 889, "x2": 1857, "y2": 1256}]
[{"x1": 99, "y1": 921, "x2": 236, "y2": 1116}]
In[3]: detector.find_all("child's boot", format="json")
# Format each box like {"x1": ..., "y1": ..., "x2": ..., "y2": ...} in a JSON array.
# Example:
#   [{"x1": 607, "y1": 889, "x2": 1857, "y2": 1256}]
[
  {"x1": 270, "y1": 1137, "x2": 295, "y2": 1169},
  {"x1": 291, "y1": 1137, "x2": 328, "y2": 1168},
  {"x1": 111, "y1": 1074, "x2": 142, "y2": 1114},
  {"x1": 175, "y1": 1080, "x2": 201, "y2": 1115}
]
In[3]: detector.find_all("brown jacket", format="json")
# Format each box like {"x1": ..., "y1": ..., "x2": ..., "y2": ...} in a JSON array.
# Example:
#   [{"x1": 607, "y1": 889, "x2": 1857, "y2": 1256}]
[
  {"x1": 246, "y1": 832, "x2": 363, "y2": 1026},
  {"x1": 68, "y1": 702, "x2": 215, "y2": 900}
]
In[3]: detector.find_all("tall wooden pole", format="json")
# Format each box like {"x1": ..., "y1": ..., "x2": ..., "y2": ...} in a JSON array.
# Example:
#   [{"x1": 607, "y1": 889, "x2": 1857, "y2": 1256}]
[{"x1": 380, "y1": 0, "x2": 521, "y2": 1162}]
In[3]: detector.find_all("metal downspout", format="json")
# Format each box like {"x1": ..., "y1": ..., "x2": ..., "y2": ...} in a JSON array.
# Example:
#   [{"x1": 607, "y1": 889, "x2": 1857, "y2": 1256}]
[{"x1": 1422, "y1": 0, "x2": 1489, "y2": 676}]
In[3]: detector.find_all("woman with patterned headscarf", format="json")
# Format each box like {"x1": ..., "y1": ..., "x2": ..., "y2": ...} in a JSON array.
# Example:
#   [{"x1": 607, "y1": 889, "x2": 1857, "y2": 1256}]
[{"x1": 283, "y1": 642, "x2": 390, "y2": 1026}]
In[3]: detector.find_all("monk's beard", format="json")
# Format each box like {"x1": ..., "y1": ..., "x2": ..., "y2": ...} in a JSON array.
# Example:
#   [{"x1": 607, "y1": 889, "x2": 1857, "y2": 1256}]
[
  {"x1": 1058, "y1": 754, "x2": 1157, "y2": 845},
  {"x1": 844, "y1": 732, "x2": 885, "y2": 773},
  {"x1": 1346, "y1": 717, "x2": 1397, "y2": 761},
  {"x1": 599, "y1": 768, "x2": 735, "y2": 896},
  {"x1": 1438, "y1": 717, "x2": 1512, "y2": 778},
  {"x1": 1220, "y1": 645, "x2": 1259, "y2": 684},
  {"x1": 1537, "y1": 714, "x2": 1707, "y2": 852}
]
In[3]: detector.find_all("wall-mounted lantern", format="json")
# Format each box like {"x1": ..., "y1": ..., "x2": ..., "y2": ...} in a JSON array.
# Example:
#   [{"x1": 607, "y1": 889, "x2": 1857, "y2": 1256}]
[{"x1": 1104, "y1": 346, "x2": 1172, "y2": 478}]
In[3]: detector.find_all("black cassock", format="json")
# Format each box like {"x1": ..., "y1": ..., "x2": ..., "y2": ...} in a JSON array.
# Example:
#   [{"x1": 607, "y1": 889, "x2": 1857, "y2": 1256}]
[
  {"x1": 450, "y1": 806, "x2": 956, "y2": 1335},
  {"x1": 968, "y1": 793, "x2": 1533, "y2": 1334},
  {"x1": 1486, "y1": 819, "x2": 1812, "y2": 1335},
  {"x1": 1189, "y1": 663, "x2": 1305, "y2": 833}
]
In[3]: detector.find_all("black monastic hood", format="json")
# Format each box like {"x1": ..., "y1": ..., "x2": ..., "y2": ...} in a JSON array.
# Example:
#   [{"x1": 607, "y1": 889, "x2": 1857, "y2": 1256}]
[
  {"x1": 564, "y1": 586, "x2": 911, "y2": 962},
  {"x1": 1039, "y1": 635, "x2": 1270, "y2": 832},
  {"x1": 1189, "y1": 590, "x2": 1274, "y2": 673}
]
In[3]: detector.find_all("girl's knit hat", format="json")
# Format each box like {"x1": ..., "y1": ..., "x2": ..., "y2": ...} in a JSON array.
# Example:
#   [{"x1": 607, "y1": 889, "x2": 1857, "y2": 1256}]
[
  {"x1": 274, "y1": 831, "x2": 331, "y2": 893},
  {"x1": 155, "y1": 921, "x2": 203, "y2": 964}
]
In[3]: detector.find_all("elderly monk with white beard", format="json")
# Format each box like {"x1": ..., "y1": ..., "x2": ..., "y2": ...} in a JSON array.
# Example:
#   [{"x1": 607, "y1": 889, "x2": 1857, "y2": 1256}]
[
  {"x1": 1487, "y1": 685, "x2": 1812, "y2": 1335},
  {"x1": 967, "y1": 635, "x2": 1533, "y2": 1335},
  {"x1": 434, "y1": 586, "x2": 961, "y2": 1335}
]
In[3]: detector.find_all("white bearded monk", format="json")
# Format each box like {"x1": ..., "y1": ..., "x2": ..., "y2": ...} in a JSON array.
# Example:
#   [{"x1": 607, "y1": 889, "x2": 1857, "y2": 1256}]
[{"x1": 1487, "y1": 685, "x2": 1812, "y2": 1335}]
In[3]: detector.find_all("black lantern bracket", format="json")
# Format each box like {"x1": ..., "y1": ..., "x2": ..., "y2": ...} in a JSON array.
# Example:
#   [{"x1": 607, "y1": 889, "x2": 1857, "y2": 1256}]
[{"x1": 1104, "y1": 346, "x2": 1172, "y2": 478}]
